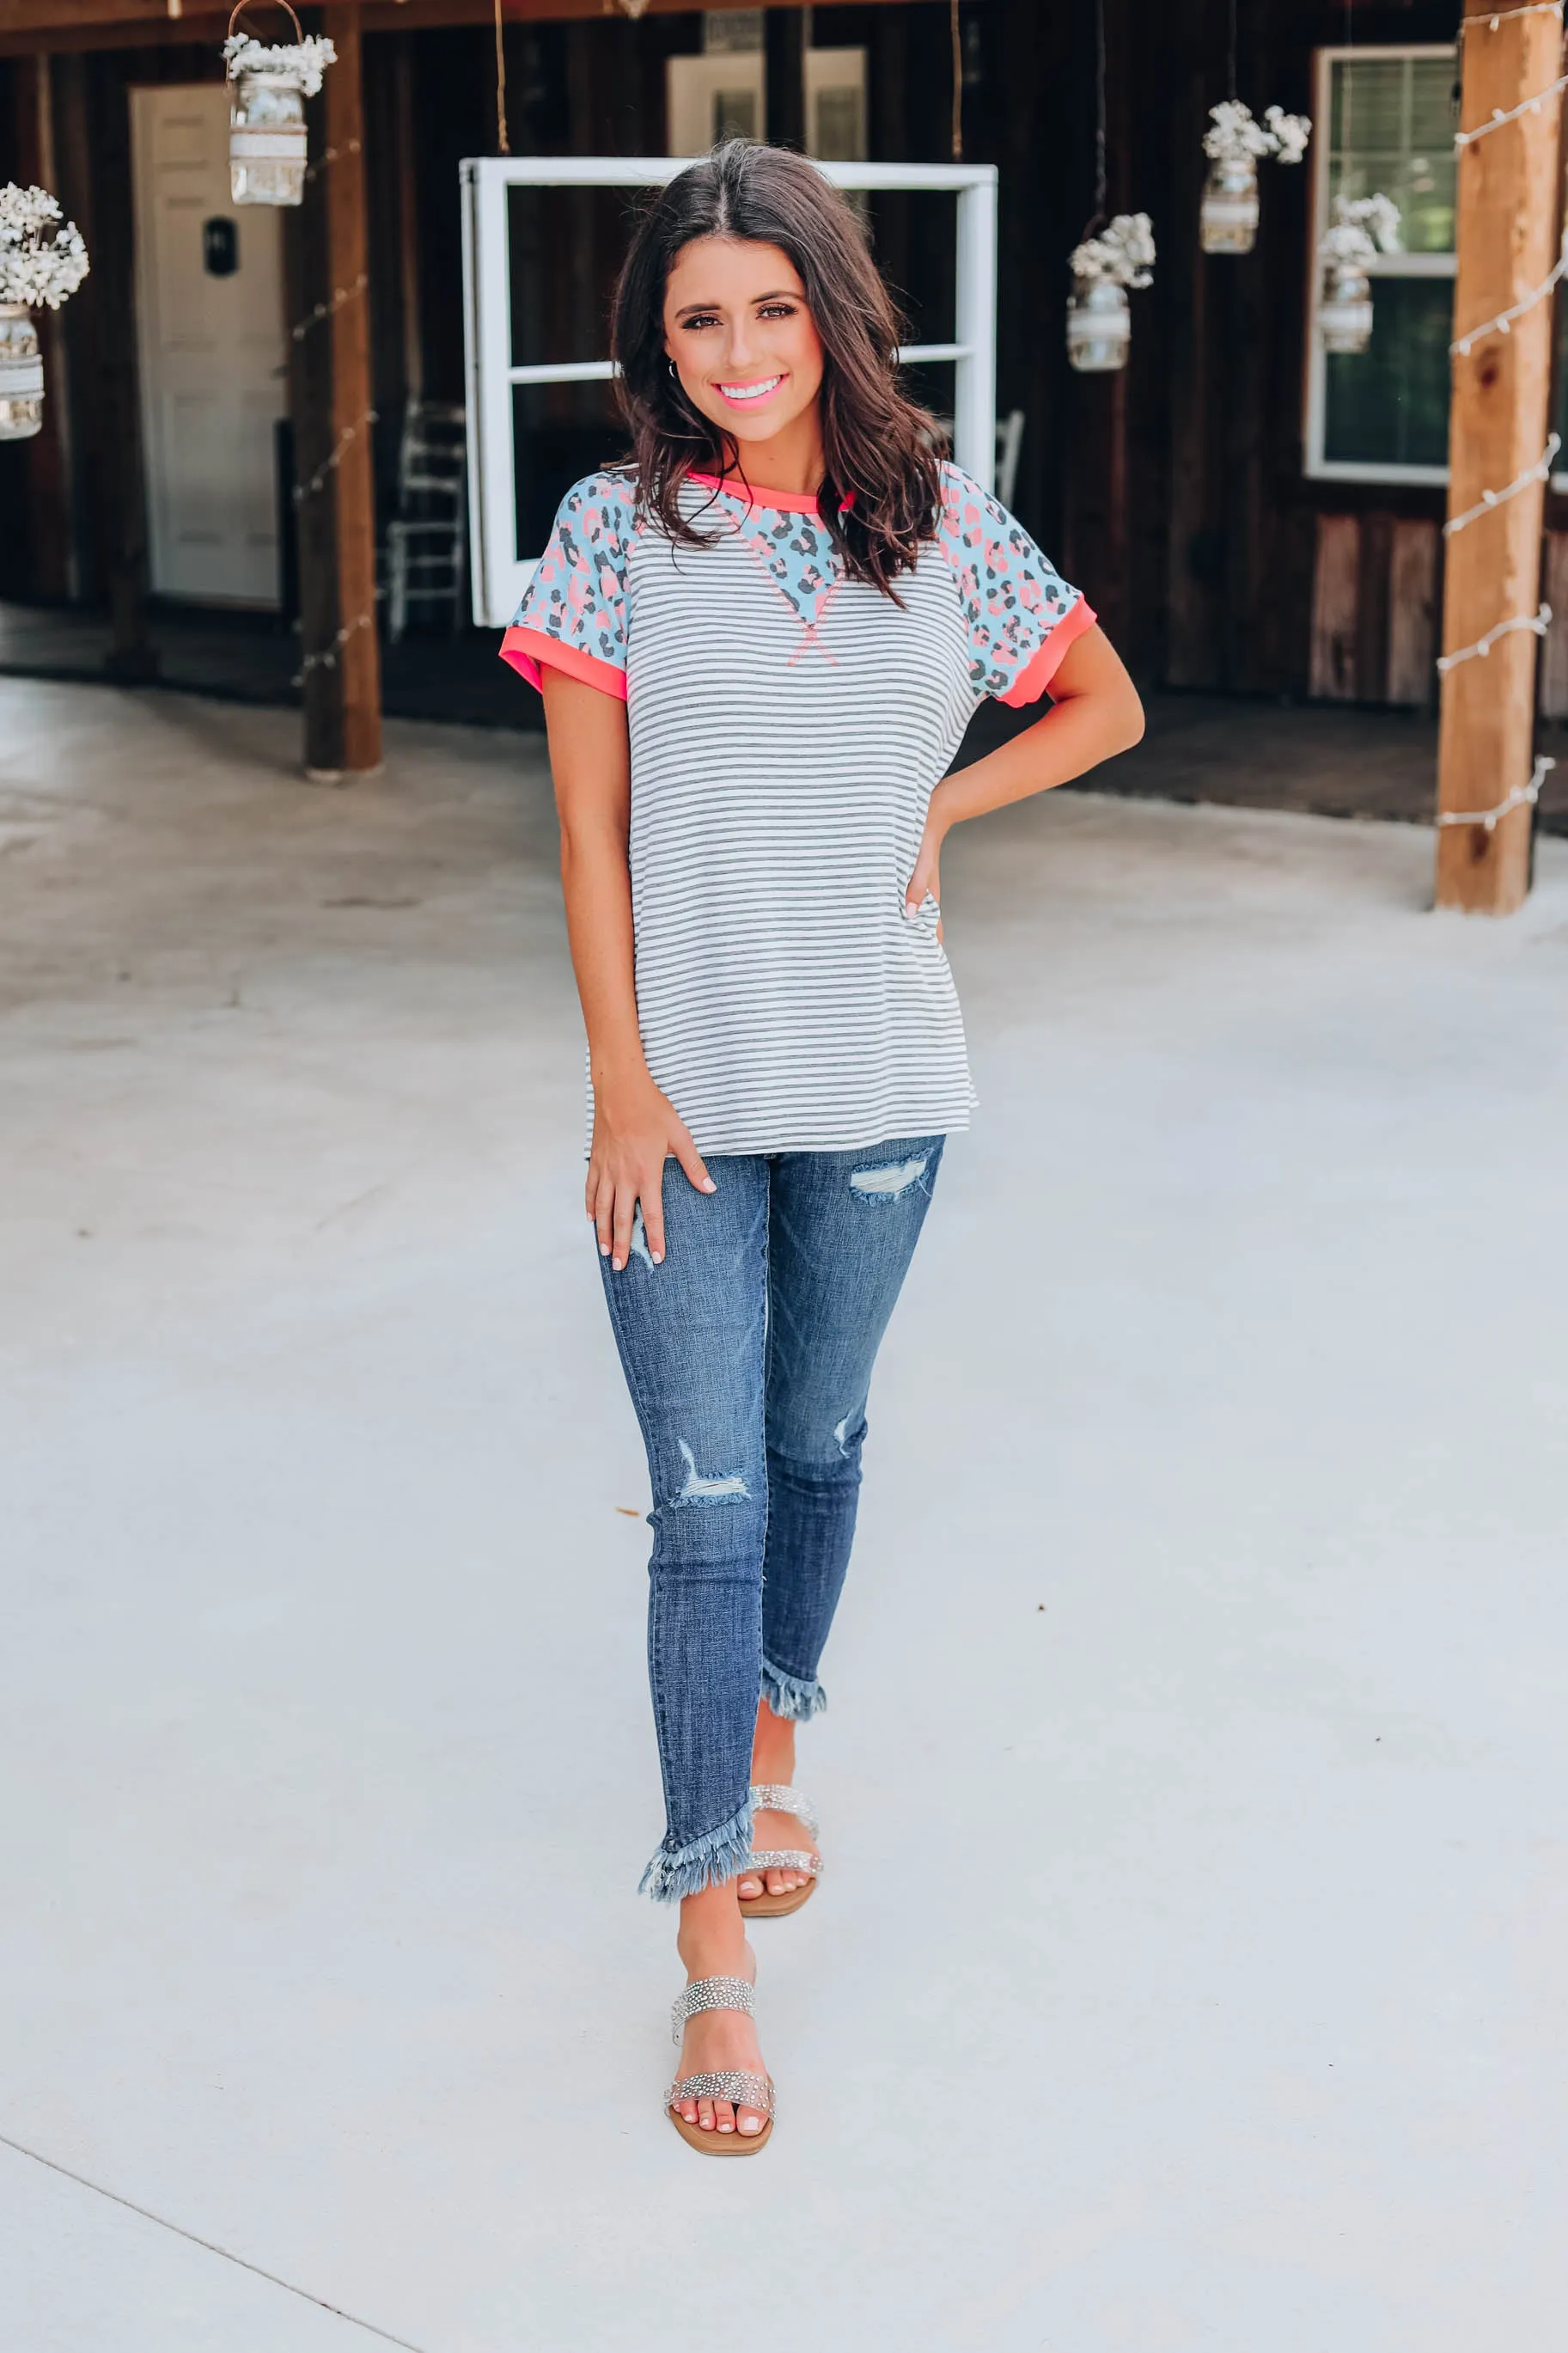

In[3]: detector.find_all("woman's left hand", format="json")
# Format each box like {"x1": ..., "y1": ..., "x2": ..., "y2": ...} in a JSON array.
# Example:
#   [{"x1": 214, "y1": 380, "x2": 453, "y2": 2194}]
[{"x1": 904, "y1": 815, "x2": 946, "y2": 944}]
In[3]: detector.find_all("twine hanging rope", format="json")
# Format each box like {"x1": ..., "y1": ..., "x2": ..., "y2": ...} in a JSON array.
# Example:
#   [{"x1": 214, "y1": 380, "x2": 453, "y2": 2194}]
[
  {"x1": 494, "y1": 0, "x2": 510, "y2": 157},
  {"x1": 950, "y1": 0, "x2": 963, "y2": 162}
]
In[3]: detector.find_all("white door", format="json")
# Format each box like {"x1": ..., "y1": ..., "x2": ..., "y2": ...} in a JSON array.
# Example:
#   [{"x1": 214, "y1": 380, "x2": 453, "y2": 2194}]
[
  {"x1": 666, "y1": 53, "x2": 767, "y2": 155},
  {"x1": 131, "y1": 84, "x2": 286, "y2": 606}
]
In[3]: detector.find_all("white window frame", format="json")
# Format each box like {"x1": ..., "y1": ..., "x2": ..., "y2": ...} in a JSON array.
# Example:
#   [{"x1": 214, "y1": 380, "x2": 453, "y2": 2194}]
[
  {"x1": 461, "y1": 155, "x2": 998, "y2": 627},
  {"x1": 1303, "y1": 42, "x2": 1456, "y2": 488}
]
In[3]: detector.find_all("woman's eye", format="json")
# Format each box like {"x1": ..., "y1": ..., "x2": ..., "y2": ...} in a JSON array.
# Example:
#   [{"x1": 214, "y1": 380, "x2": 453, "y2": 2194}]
[
  {"x1": 759, "y1": 303, "x2": 797, "y2": 319},
  {"x1": 680, "y1": 313, "x2": 720, "y2": 332}
]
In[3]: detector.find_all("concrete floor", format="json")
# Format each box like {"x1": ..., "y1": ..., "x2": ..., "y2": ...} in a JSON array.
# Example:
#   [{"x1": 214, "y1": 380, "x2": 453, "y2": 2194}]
[{"x1": 3, "y1": 678, "x2": 1566, "y2": 2353}]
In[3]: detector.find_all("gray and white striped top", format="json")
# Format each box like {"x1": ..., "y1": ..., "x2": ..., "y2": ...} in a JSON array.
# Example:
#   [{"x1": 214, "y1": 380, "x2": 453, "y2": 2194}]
[{"x1": 502, "y1": 463, "x2": 1091, "y2": 1158}]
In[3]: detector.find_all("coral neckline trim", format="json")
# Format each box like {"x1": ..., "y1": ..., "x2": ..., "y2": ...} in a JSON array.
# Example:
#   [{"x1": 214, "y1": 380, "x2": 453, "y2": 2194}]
[{"x1": 687, "y1": 472, "x2": 830, "y2": 515}]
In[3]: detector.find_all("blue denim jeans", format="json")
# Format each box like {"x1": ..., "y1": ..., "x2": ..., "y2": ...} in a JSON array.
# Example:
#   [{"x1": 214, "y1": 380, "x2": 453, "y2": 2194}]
[{"x1": 598, "y1": 1135, "x2": 945, "y2": 1900}]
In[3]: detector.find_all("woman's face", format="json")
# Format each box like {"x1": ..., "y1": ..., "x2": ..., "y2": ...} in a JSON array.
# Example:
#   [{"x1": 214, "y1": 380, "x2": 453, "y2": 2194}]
[{"x1": 662, "y1": 236, "x2": 824, "y2": 453}]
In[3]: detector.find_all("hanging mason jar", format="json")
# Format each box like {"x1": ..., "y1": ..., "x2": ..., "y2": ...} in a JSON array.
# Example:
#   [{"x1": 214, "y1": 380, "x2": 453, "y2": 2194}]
[
  {"x1": 1199, "y1": 104, "x2": 1309, "y2": 260},
  {"x1": 1065, "y1": 214, "x2": 1155, "y2": 375},
  {"x1": 0, "y1": 303, "x2": 44, "y2": 441},
  {"x1": 1315, "y1": 196, "x2": 1398, "y2": 358},
  {"x1": 1199, "y1": 158, "x2": 1260, "y2": 255},
  {"x1": 223, "y1": 3, "x2": 335, "y2": 210},
  {"x1": 1319, "y1": 261, "x2": 1373, "y2": 355},
  {"x1": 1067, "y1": 281, "x2": 1132, "y2": 373},
  {"x1": 0, "y1": 183, "x2": 88, "y2": 434}
]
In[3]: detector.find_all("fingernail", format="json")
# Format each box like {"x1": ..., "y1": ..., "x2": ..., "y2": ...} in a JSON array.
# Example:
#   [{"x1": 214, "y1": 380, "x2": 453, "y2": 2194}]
[
  {"x1": 613, "y1": 1256, "x2": 624, "y2": 1271},
  {"x1": 701, "y1": 1179, "x2": 717, "y2": 1193},
  {"x1": 598, "y1": 1243, "x2": 610, "y2": 1256},
  {"x1": 903, "y1": 901, "x2": 918, "y2": 920},
  {"x1": 650, "y1": 1250, "x2": 663, "y2": 1265}
]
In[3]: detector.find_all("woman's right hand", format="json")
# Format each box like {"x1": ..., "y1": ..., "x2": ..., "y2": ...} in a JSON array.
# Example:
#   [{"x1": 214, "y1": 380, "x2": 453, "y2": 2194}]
[{"x1": 589, "y1": 1068, "x2": 716, "y2": 1270}]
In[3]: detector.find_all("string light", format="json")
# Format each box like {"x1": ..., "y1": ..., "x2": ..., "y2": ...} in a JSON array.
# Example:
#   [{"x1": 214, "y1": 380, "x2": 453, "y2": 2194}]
[
  {"x1": 292, "y1": 408, "x2": 378, "y2": 507},
  {"x1": 303, "y1": 137, "x2": 360, "y2": 183},
  {"x1": 1436, "y1": 600, "x2": 1551, "y2": 672},
  {"x1": 1443, "y1": 431, "x2": 1560, "y2": 533},
  {"x1": 1434, "y1": 3, "x2": 1563, "y2": 846},
  {"x1": 1454, "y1": 69, "x2": 1568, "y2": 146},
  {"x1": 290, "y1": 270, "x2": 367, "y2": 344},
  {"x1": 273, "y1": 82, "x2": 374, "y2": 701},
  {"x1": 1450, "y1": 224, "x2": 1568, "y2": 355},
  {"x1": 1437, "y1": 754, "x2": 1554, "y2": 830},
  {"x1": 292, "y1": 609, "x2": 375, "y2": 687}
]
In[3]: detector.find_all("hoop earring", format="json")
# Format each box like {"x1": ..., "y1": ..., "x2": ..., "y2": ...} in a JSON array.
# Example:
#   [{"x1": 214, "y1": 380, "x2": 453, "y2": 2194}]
[{"x1": 667, "y1": 358, "x2": 678, "y2": 378}]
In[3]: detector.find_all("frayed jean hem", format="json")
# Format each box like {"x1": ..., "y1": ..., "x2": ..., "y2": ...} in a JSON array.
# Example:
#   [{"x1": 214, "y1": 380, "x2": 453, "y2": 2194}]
[
  {"x1": 638, "y1": 1794, "x2": 753, "y2": 1904},
  {"x1": 760, "y1": 1656, "x2": 827, "y2": 1721}
]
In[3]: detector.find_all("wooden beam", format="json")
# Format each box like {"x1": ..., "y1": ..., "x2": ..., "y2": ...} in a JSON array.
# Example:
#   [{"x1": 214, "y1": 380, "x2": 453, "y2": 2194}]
[
  {"x1": 0, "y1": 0, "x2": 917, "y2": 57},
  {"x1": 290, "y1": 3, "x2": 381, "y2": 778},
  {"x1": 14, "y1": 52, "x2": 76, "y2": 602},
  {"x1": 1436, "y1": 0, "x2": 1563, "y2": 914},
  {"x1": 88, "y1": 49, "x2": 158, "y2": 679}
]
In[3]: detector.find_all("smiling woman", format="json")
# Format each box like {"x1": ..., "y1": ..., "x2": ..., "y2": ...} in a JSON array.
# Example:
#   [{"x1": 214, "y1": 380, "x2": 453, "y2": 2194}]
[
  {"x1": 498, "y1": 139, "x2": 1144, "y2": 2160},
  {"x1": 610, "y1": 141, "x2": 943, "y2": 590}
]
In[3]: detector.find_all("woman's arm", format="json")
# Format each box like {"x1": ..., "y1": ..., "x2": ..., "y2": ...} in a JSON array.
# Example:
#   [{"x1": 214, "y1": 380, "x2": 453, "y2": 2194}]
[
  {"x1": 904, "y1": 623, "x2": 1144, "y2": 916},
  {"x1": 540, "y1": 667, "x2": 714, "y2": 1271}
]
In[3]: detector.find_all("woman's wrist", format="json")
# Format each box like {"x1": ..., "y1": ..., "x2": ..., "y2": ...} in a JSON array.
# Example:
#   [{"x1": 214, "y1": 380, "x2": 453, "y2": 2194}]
[
  {"x1": 591, "y1": 1042, "x2": 654, "y2": 1097},
  {"x1": 924, "y1": 781, "x2": 957, "y2": 840}
]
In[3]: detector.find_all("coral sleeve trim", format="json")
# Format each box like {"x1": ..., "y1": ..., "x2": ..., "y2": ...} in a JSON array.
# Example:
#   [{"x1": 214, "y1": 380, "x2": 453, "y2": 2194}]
[
  {"x1": 499, "y1": 626, "x2": 627, "y2": 702},
  {"x1": 996, "y1": 595, "x2": 1098, "y2": 707}
]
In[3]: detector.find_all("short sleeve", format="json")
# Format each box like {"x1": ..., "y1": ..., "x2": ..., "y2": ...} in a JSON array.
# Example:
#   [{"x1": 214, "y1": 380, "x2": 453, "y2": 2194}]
[
  {"x1": 499, "y1": 470, "x2": 634, "y2": 700},
  {"x1": 937, "y1": 463, "x2": 1095, "y2": 706}
]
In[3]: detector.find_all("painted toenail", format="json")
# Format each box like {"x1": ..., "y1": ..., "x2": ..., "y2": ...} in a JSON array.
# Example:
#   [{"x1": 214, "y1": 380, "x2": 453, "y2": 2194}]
[{"x1": 740, "y1": 2117, "x2": 760, "y2": 2133}]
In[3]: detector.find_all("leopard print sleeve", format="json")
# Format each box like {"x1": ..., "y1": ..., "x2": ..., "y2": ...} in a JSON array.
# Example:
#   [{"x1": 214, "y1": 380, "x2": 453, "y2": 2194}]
[
  {"x1": 500, "y1": 468, "x2": 636, "y2": 700},
  {"x1": 937, "y1": 462, "x2": 1095, "y2": 707}
]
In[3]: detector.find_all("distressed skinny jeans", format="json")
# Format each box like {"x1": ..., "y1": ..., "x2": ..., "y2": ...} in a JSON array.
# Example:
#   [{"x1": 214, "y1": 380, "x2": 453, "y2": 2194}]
[{"x1": 598, "y1": 1135, "x2": 944, "y2": 1900}]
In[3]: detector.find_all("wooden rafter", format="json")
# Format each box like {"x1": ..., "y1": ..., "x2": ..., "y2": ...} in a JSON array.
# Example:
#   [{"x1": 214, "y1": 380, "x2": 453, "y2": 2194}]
[{"x1": 0, "y1": 0, "x2": 915, "y2": 56}]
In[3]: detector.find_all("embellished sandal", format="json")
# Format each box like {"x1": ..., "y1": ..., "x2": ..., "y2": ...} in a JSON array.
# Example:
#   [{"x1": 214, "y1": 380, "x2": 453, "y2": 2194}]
[
  {"x1": 665, "y1": 1975, "x2": 775, "y2": 2156},
  {"x1": 738, "y1": 1783, "x2": 822, "y2": 1919}
]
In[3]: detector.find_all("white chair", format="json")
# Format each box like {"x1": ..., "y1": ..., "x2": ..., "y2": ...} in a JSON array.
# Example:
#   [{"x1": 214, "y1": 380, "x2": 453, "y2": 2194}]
[
  {"x1": 924, "y1": 407, "x2": 1025, "y2": 508},
  {"x1": 385, "y1": 402, "x2": 468, "y2": 642}
]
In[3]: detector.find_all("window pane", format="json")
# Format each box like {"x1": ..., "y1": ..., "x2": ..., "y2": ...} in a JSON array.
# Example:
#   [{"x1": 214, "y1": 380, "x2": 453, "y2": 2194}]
[
  {"x1": 863, "y1": 191, "x2": 956, "y2": 349},
  {"x1": 512, "y1": 381, "x2": 629, "y2": 563},
  {"x1": 1323, "y1": 275, "x2": 1453, "y2": 468},
  {"x1": 1328, "y1": 52, "x2": 1457, "y2": 255},
  {"x1": 508, "y1": 186, "x2": 631, "y2": 370}
]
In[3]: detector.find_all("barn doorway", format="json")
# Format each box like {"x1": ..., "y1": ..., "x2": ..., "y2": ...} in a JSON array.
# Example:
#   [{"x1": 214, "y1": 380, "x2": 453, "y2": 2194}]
[{"x1": 130, "y1": 83, "x2": 288, "y2": 608}]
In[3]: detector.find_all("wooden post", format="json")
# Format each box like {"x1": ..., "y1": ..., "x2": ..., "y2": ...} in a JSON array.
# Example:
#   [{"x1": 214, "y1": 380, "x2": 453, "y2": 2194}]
[
  {"x1": 88, "y1": 51, "x2": 157, "y2": 681},
  {"x1": 1435, "y1": 0, "x2": 1563, "y2": 913},
  {"x1": 290, "y1": 3, "x2": 381, "y2": 780}
]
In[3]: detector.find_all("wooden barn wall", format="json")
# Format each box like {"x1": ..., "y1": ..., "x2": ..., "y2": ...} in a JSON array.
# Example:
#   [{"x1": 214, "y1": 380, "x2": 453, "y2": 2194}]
[{"x1": 6, "y1": 0, "x2": 1568, "y2": 715}]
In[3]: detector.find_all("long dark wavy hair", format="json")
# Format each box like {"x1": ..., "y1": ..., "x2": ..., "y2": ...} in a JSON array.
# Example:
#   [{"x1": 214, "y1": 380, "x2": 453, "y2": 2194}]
[{"x1": 612, "y1": 140, "x2": 943, "y2": 598}]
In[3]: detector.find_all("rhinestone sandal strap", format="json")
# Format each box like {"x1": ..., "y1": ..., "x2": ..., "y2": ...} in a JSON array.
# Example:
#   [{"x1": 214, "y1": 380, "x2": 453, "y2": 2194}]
[
  {"x1": 666, "y1": 2070, "x2": 775, "y2": 2119},
  {"x1": 749, "y1": 1783, "x2": 820, "y2": 1837},
  {"x1": 669, "y1": 1973, "x2": 755, "y2": 2044},
  {"x1": 744, "y1": 1849, "x2": 821, "y2": 1876}
]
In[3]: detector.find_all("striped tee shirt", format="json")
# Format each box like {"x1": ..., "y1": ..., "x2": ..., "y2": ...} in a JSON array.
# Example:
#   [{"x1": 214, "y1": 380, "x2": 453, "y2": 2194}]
[{"x1": 501, "y1": 461, "x2": 1092, "y2": 1158}]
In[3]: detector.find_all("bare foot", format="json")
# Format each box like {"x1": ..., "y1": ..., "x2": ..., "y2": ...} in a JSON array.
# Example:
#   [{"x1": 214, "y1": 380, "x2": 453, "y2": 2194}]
[
  {"x1": 671, "y1": 1888, "x2": 770, "y2": 2138},
  {"x1": 739, "y1": 1696, "x2": 820, "y2": 1902}
]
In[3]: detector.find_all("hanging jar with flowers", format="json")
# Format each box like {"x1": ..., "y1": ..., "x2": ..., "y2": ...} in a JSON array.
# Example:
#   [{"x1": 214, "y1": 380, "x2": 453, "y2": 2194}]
[
  {"x1": 1066, "y1": 213, "x2": 1156, "y2": 373},
  {"x1": 1318, "y1": 193, "x2": 1401, "y2": 356},
  {"x1": 0, "y1": 183, "x2": 89, "y2": 443},
  {"x1": 1199, "y1": 101, "x2": 1310, "y2": 255},
  {"x1": 223, "y1": 0, "x2": 336, "y2": 209}
]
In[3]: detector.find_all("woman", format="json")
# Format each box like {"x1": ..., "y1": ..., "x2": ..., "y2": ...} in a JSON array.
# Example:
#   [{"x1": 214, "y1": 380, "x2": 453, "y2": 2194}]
[{"x1": 502, "y1": 141, "x2": 1143, "y2": 2155}]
